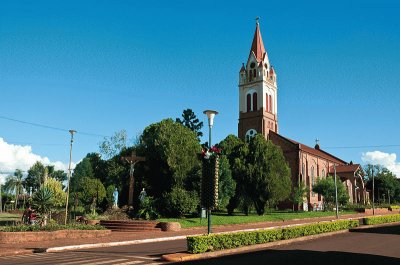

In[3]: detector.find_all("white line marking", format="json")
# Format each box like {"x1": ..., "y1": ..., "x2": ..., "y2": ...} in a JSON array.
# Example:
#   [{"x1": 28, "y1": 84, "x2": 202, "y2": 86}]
[{"x1": 115, "y1": 261, "x2": 145, "y2": 265}]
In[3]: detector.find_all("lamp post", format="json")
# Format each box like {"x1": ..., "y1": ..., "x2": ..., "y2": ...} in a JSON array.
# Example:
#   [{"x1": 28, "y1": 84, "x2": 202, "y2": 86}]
[
  {"x1": 203, "y1": 110, "x2": 218, "y2": 234},
  {"x1": 333, "y1": 164, "x2": 339, "y2": 219},
  {"x1": 65, "y1": 129, "x2": 76, "y2": 225}
]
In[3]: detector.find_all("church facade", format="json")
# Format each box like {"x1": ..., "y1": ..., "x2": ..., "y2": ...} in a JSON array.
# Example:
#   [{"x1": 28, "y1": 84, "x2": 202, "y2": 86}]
[{"x1": 238, "y1": 21, "x2": 367, "y2": 210}]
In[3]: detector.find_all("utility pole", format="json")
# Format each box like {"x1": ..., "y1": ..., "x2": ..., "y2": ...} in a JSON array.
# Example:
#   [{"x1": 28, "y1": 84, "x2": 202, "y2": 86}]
[
  {"x1": 334, "y1": 164, "x2": 339, "y2": 219},
  {"x1": 65, "y1": 130, "x2": 76, "y2": 225},
  {"x1": 121, "y1": 152, "x2": 145, "y2": 208}
]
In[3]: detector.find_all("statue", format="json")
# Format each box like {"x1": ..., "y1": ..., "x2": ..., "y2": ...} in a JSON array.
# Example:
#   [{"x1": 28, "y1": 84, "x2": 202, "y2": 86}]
[
  {"x1": 139, "y1": 188, "x2": 147, "y2": 203},
  {"x1": 113, "y1": 188, "x2": 119, "y2": 208}
]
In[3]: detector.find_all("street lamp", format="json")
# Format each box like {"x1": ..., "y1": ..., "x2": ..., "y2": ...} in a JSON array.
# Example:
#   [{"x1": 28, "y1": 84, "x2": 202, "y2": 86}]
[
  {"x1": 203, "y1": 109, "x2": 218, "y2": 234},
  {"x1": 65, "y1": 129, "x2": 76, "y2": 225}
]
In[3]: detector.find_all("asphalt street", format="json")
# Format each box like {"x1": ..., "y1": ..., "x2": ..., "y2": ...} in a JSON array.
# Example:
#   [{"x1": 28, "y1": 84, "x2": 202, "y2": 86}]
[
  {"x1": 1, "y1": 224, "x2": 399, "y2": 265},
  {"x1": 177, "y1": 224, "x2": 400, "y2": 265}
]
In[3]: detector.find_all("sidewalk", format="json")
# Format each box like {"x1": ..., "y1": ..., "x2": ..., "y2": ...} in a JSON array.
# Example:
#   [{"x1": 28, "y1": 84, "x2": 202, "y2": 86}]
[{"x1": 0, "y1": 212, "x2": 385, "y2": 257}]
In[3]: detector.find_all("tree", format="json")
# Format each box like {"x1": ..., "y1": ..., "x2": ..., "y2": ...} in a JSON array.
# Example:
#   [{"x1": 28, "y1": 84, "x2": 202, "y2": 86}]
[
  {"x1": 217, "y1": 155, "x2": 236, "y2": 210},
  {"x1": 365, "y1": 165, "x2": 400, "y2": 204},
  {"x1": 78, "y1": 177, "x2": 106, "y2": 208},
  {"x1": 3, "y1": 169, "x2": 25, "y2": 209},
  {"x1": 176, "y1": 109, "x2": 204, "y2": 140},
  {"x1": 312, "y1": 176, "x2": 349, "y2": 210},
  {"x1": 46, "y1": 166, "x2": 67, "y2": 183},
  {"x1": 26, "y1": 161, "x2": 46, "y2": 192},
  {"x1": 99, "y1": 130, "x2": 128, "y2": 159},
  {"x1": 138, "y1": 119, "x2": 202, "y2": 198},
  {"x1": 71, "y1": 157, "x2": 94, "y2": 190},
  {"x1": 44, "y1": 178, "x2": 66, "y2": 207},
  {"x1": 291, "y1": 182, "x2": 307, "y2": 211},
  {"x1": 32, "y1": 187, "x2": 53, "y2": 226},
  {"x1": 234, "y1": 134, "x2": 292, "y2": 215}
]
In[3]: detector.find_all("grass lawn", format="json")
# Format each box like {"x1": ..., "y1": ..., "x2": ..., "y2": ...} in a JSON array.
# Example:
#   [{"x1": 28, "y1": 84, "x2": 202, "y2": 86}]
[
  {"x1": 0, "y1": 213, "x2": 20, "y2": 221},
  {"x1": 158, "y1": 210, "x2": 357, "y2": 228}
]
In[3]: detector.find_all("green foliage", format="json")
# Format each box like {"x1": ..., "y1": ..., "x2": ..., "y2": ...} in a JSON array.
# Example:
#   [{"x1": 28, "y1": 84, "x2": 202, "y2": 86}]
[
  {"x1": 137, "y1": 196, "x2": 159, "y2": 220},
  {"x1": 32, "y1": 187, "x2": 53, "y2": 215},
  {"x1": 3, "y1": 169, "x2": 25, "y2": 208},
  {"x1": 364, "y1": 165, "x2": 400, "y2": 203},
  {"x1": 234, "y1": 135, "x2": 292, "y2": 215},
  {"x1": 0, "y1": 224, "x2": 106, "y2": 232},
  {"x1": 291, "y1": 182, "x2": 307, "y2": 208},
  {"x1": 138, "y1": 118, "x2": 202, "y2": 197},
  {"x1": 78, "y1": 177, "x2": 106, "y2": 206},
  {"x1": 106, "y1": 184, "x2": 116, "y2": 205},
  {"x1": 364, "y1": 214, "x2": 400, "y2": 225},
  {"x1": 71, "y1": 157, "x2": 94, "y2": 189},
  {"x1": 217, "y1": 155, "x2": 236, "y2": 210},
  {"x1": 187, "y1": 219, "x2": 359, "y2": 253},
  {"x1": 99, "y1": 129, "x2": 128, "y2": 159},
  {"x1": 176, "y1": 109, "x2": 204, "y2": 139},
  {"x1": 45, "y1": 178, "x2": 66, "y2": 207},
  {"x1": 161, "y1": 187, "x2": 199, "y2": 217},
  {"x1": 312, "y1": 176, "x2": 349, "y2": 209},
  {"x1": 26, "y1": 162, "x2": 46, "y2": 192}
]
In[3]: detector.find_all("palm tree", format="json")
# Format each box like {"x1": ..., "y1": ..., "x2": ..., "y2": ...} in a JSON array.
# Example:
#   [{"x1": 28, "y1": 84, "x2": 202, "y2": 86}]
[
  {"x1": 3, "y1": 169, "x2": 25, "y2": 209},
  {"x1": 32, "y1": 187, "x2": 53, "y2": 226}
]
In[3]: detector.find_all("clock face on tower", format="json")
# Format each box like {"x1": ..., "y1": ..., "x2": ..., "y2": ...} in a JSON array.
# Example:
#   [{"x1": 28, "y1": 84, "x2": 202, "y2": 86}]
[{"x1": 245, "y1": 129, "x2": 257, "y2": 142}]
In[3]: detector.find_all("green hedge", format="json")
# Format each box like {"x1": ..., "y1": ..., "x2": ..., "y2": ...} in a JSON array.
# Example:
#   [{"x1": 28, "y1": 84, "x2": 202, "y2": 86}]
[
  {"x1": 364, "y1": 214, "x2": 400, "y2": 225},
  {"x1": 187, "y1": 219, "x2": 359, "y2": 253},
  {"x1": 0, "y1": 224, "x2": 106, "y2": 232}
]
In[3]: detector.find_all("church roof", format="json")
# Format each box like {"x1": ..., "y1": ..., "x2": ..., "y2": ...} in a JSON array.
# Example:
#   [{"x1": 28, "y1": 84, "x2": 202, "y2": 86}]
[
  {"x1": 249, "y1": 21, "x2": 267, "y2": 62},
  {"x1": 269, "y1": 131, "x2": 347, "y2": 164},
  {"x1": 329, "y1": 164, "x2": 363, "y2": 174}
]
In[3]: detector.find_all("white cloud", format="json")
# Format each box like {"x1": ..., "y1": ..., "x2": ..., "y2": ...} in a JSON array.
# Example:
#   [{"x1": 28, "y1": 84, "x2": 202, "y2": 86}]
[
  {"x1": 0, "y1": 138, "x2": 70, "y2": 184},
  {"x1": 361, "y1": 151, "x2": 400, "y2": 178}
]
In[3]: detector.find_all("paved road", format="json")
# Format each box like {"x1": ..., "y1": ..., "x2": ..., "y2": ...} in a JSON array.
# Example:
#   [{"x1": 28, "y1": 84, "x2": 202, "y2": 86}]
[
  {"x1": 1, "y1": 224, "x2": 399, "y2": 265},
  {"x1": 177, "y1": 224, "x2": 400, "y2": 265},
  {"x1": 0, "y1": 240, "x2": 186, "y2": 265}
]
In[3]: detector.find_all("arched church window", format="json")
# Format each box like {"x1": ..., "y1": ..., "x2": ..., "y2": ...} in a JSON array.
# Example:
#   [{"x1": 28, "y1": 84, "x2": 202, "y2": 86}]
[
  {"x1": 265, "y1": 93, "x2": 269, "y2": 112},
  {"x1": 252, "y1": 92, "x2": 257, "y2": 111},
  {"x1": 322, "y1": 169, "x2": 325, "y2": 177},
  {"x1": 311, "y1": 166, "x2": 315, "y2": 196},
  {"x1": 245, "y1": 129, "x2": 257, "y2": 142},
  {"x1": 246, "y1": 94, "x2": 251, "y2": 112},
  {"x1": 269, "y1": 95, "x2": 273, "y2": 113},
  {"x1": 253, "y1": 69, "x2": 256, "y2": 78},
  {"x1": 248, "y1": 70, "x2": 252, "y2": 81}
]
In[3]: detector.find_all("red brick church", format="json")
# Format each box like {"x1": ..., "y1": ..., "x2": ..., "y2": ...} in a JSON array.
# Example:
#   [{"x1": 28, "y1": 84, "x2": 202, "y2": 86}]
[{"x1": 238, "y1": 20, "x2": 367, "y2": 210}]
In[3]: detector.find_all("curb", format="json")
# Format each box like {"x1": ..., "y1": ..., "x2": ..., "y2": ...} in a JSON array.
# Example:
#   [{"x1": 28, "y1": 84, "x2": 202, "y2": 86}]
[
  {"x1": 44, "y1": 218, "x2": 353, "y2": 253},
  {"x1": 162, "y1": 229, "x2": 350, "y2": 262}
]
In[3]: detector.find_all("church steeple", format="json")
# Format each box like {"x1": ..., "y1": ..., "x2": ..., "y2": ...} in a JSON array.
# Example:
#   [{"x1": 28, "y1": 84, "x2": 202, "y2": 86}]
[
  {"x1": 249, "y1": 18, "x2": 267, "y2": 63},
  {"x1": 238, "y1": 19, "x2": 278, "y2": 141}
]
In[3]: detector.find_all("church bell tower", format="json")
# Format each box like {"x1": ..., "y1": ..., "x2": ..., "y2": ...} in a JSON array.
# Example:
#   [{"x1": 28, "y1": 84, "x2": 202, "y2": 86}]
[{"x1": 238, "y1": 19, "x2": 278, "y2": 141}]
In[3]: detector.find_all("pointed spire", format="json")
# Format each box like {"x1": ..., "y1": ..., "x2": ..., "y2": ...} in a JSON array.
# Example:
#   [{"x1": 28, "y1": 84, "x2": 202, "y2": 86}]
[{"x1": 249, "y1": 17, "x2": 266, "y2": 62}]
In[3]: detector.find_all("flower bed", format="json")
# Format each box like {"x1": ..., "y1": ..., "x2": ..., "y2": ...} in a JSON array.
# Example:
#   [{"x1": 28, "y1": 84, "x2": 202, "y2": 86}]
[
  {"x1": 187, "y1": 219, "x2": 359, "y2": 254},
  {"x1": 363, "y1": 214, "x2": 400, "y2": 225}
]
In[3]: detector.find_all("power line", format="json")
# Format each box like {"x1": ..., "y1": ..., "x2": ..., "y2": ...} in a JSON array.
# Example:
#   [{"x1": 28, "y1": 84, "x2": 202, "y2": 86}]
[
  {"x1": 0, "y1": 115, "x2": 110, "y2": 138},
  {"x1": 324, "y1": 144, "x2": 400, "y2": 149}
]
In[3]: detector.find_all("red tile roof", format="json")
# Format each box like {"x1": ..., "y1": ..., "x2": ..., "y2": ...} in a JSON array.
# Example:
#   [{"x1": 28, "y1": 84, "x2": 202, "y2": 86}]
[
  {"x1": 249, "y1": 22, "x2": 266, "y2": 62},
  {"x1": 329, "y1": 164, "x2": 362, "y2": 174},
  {"x1": 270, "y1": 131, "x2": 347, "y2": 164}
]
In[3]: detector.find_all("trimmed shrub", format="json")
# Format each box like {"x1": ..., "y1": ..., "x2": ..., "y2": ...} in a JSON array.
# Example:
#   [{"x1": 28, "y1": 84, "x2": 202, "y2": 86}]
[
  {"x1": 161, "y1": 187, "x2": 199, "y2": 218},
  {"x1": 187, "y1": 219, "x2": 359, "y2": 253},
  {"x1": 0, "y1": 224, "x2": 107, "y2": 232},
  {"x1": 364, "y1": 214, "x2": 400, "y2": 225}
]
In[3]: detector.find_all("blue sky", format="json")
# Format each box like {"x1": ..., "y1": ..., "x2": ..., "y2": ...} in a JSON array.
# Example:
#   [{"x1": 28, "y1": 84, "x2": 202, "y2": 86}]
[{"x1": 1, "y1": 0, "x2": 399, "y2": 177}]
